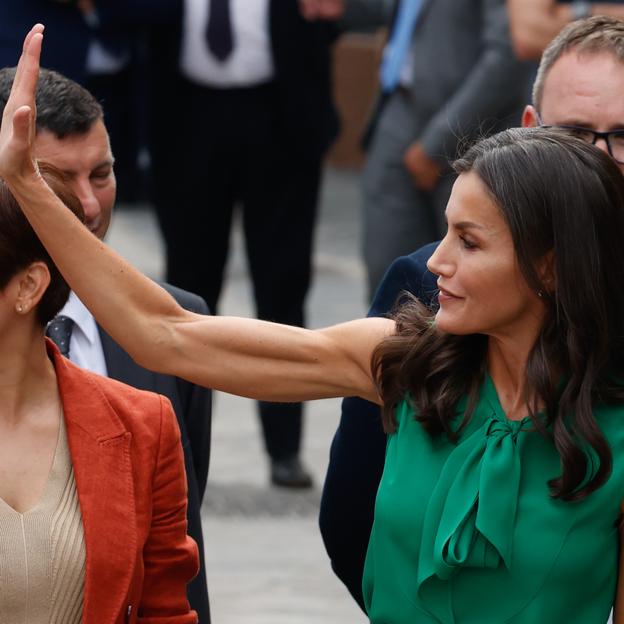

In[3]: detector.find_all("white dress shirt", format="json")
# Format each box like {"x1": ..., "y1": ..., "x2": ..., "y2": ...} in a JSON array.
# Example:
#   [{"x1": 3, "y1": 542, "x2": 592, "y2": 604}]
[
  {"x1": 56, "y1": 292, "x2": 108, "y2": 377},
  {"x1": 181, "y1": 0, "x2": 275, "y2": 87}
]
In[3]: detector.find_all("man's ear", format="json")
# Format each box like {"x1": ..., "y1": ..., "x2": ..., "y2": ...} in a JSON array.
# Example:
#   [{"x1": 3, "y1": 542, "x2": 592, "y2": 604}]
[
  {"x1": 522, "y1": 105, "x2": 539, "y2": 128},
  {"x1": 14, "y1": 262, "x2": 51, "y2": 315}
]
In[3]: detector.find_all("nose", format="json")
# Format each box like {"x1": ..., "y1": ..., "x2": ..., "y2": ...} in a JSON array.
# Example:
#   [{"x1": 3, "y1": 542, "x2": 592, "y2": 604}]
[
  {"x1": 594, "y1": 137, "x2": 610, "y2": 157},
  {"x1": 72, "y1": 178, "x2": 101, "y2": 228},
  {"x1": 426, "y1": 236, "x2": 453, "y2": 278}
]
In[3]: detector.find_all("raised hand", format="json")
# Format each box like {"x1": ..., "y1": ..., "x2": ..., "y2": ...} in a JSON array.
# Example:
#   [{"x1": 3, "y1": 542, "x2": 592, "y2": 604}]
[{"x1": 0, "y1": 24, "x2": 44, "y2": 182}]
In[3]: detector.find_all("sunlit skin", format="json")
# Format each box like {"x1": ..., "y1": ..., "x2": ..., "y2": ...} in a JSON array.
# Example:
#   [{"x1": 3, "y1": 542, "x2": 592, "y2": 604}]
[
  {"x1": 522, "y1": 50, "x2": 624, "y2": 173},
  {"x1": 33, "y1": 120, "x2": 116, "y2": 240},
  {"x1": 427, "y1": 172, "x2": 548, "y2": 420}
]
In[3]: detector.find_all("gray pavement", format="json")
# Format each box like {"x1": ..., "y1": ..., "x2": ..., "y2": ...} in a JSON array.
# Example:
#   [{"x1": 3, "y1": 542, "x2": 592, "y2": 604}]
[{"x1": 107, "y1": 168, "x2": 370, "y2": 624}]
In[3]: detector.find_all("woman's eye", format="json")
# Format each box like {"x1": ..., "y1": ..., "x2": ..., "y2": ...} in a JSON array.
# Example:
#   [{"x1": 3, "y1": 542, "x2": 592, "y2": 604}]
[{"x1": 459, "y1": 235, "x2": 477, "y2": 249}]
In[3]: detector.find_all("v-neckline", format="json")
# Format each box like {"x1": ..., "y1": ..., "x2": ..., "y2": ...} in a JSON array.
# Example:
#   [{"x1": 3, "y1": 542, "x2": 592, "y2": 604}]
[{"x1": 0, "y1": 413, "x2": 66, "y2": 516}]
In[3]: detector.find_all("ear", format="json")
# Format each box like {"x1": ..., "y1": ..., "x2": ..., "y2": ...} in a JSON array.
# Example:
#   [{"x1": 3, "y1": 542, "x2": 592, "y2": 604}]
[
  {"x1": 537, "y1": 251, "x2": 556, "y2": 294},
  {"x1": 14, "y1": 262, "x2": 51, "y2": 316},
  {"x1": 522, "y1": 105, "x2": 539, "y2": 128}
]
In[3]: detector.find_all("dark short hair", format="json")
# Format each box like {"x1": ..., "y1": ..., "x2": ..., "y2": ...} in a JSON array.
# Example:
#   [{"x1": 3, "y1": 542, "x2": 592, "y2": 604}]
[
  {"x1": 0, "y1": 67, "x2": 103, "y2": 138},
  {"x1": 0, "y1": 165, "x2": 84, "y2": 325}
]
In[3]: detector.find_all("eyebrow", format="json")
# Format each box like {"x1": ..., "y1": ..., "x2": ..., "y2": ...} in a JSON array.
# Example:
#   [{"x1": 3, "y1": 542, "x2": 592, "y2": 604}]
[
  {"x1": 92, "y1": 159, "x2": 115, "y2": 170},
  {"x1": 453, "y1": 220, "x2": 487, "y2": 231},
  {"x1": 61, "y1": 159, "x2": 114, "y2": 177}
]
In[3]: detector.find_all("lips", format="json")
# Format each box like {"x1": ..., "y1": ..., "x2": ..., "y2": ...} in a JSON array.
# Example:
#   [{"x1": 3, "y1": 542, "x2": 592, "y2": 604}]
[{"x1": 437, "y1": 284, "x2": 463, "y2": 302}]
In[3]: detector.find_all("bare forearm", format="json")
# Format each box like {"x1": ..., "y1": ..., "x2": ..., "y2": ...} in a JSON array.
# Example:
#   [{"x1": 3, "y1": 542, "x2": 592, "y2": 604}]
[{"x1": 508, "y1": 0, "x2": 624, "y2": 60}]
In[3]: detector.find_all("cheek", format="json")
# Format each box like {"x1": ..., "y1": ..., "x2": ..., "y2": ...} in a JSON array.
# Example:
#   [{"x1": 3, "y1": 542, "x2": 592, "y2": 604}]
[
  {"x1": 436, "y1": 261, "x2": 530, "y2": 332},
  {"x1": 95, "y1": 186, "x2": 115, "y2": 222}
]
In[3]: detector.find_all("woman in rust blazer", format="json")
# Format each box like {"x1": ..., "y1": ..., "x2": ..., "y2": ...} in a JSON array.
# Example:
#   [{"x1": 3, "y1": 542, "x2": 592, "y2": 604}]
[{"x1": 0, "y1": 167, "x2": 198, "y2": 620}]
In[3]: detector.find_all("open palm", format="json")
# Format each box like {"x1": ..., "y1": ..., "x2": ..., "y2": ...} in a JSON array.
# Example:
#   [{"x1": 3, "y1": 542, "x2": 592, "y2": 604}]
[{"x1": 0, "y1": 25, "x2": 43, "y2": 183}]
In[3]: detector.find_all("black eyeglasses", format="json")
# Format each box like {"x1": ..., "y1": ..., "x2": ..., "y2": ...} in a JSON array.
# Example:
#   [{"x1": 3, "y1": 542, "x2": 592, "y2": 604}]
[{"x1": 536, "y1": 112, "x2": 624, "y2": 165}]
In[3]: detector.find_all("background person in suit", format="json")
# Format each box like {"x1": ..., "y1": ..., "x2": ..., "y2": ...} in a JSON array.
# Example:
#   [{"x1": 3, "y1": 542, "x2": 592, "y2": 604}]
[
  {"x1": 320, "y1": 15, "x2": 624, "y2": 609},
  {"x1": 0, "y1": 0, "x2": 91, "y2": 83},
  {"x1": 507, "y1": 0, "x2": 624, "y2": 59},
  {"x1": 138, "y1": 0, "x2": 342, "y2": 488},
  {"x1": 0, "y1": 166, "x2": 199, "y2": 623},
  {"x1": 360, "y1": 0, "x2": 532, "y2": 299},
  {"x1": 0, "y1": 67, "x2": 212, "y2": 623}
]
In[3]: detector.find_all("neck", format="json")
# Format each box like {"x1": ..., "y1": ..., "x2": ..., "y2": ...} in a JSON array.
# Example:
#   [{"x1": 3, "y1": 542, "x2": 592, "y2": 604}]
[
  {"x1": 487, "y1": 324, "x2": 542, "y2": 420},
  {"x1": 0, "y1": 325, "x2": 58, "y2": 425}
]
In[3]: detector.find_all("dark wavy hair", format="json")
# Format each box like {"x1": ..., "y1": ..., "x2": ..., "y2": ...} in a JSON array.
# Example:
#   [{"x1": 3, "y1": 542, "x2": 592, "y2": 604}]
[
  {"x1": 372, "y1": 127, "x2": 624, "y2": 502},
  {"x1": 0, "y1": 164, "x2": 84, "y2": 325}
]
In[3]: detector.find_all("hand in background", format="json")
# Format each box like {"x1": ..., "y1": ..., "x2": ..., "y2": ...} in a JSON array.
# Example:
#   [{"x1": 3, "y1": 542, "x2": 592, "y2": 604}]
[
  {"x1": 403, "y1": 142, "x2": 443, "y2": 192},
  {"x1": 299, "y1": 0, "x2": 345, "y2": 21},
  {"x1": 0, "y1": 25, "x2": 42, "y2": 182}
]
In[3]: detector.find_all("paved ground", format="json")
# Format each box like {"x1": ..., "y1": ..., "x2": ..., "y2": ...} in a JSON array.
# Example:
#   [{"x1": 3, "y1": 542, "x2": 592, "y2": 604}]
[{"x1": 107, "y1": 168, "x2": 370, "y2": 624}]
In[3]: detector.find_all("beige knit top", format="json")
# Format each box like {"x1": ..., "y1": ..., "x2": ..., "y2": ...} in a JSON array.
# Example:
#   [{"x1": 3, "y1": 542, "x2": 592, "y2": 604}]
[{"x1": 0, "y1": 415, "x2": 85, "y2": 623}]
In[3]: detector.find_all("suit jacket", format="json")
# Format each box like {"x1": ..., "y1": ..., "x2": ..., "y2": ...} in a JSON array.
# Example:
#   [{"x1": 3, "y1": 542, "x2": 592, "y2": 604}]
[
  {"x1": 0, "y1": 0, "x2": 90, "y2": 83},
  {"x1": 94, "y1": 0, "x2": 339, "y2": 159},
  {"x1": 49, "y1": 339, "x2": 199, "y2": 624},
  {"x1": 364, "y1": 0, "x2": 532, "y2": 160},
  {"x1": 319, "y1": 242, "x2": 439, "y2": 609},
  {"x1": 96, "y1": 282, "x2": 211, "y2": 623},
  {"x1": 99, "y1": 283, "x2": 211, "y2": 498}
]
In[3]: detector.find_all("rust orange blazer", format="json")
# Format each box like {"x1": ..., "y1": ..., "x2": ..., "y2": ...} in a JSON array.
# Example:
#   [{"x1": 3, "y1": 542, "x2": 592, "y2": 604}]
[{"x1": 48, "y1": 340, "x2": 199, "y2": 623}]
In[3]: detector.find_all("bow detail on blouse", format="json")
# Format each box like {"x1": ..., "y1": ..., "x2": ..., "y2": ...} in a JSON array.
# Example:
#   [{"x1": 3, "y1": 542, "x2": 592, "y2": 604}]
[{"x1": 417, "y1": 407, "x2": 532, "y2": 602}]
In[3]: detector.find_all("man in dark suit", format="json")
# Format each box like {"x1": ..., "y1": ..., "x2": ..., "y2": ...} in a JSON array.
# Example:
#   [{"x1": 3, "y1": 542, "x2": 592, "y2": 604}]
[
  {"x1": 320, "y1": 14, "x2": 624, "y2": 611},
  {"x1": 0, "y1": 67, "x2": 212, "y2": 623},
  {"x1": 0, "y1": 1, "x2": 91, "y2": 83},
  {"x1": 355, "y1": 0, "x2": 532, "y2": 299},
  {"x1": 119, "y1": 0, "x2": 341, "y2": 487}
]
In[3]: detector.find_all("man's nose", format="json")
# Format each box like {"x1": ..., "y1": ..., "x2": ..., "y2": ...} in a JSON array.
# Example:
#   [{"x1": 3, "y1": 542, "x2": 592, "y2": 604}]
[
  {"x1": 73, "y1": 181, "x2": 100, "y2": 225},
  {"x1": 594, "y1": 137, "x2": 611, "y2": 157}
]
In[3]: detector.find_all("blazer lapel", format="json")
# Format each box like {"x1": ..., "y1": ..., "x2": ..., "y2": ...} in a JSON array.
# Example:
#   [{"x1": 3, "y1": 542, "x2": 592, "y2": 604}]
[{"x1": 49, "y1": 341, "x2": 137, "y2": 624}]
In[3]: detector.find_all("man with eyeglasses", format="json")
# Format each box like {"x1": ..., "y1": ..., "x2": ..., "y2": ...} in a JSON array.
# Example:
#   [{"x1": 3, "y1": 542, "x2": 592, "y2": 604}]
[{"x1": 320, "y1": 14, "x2": 624, "y2": 610}]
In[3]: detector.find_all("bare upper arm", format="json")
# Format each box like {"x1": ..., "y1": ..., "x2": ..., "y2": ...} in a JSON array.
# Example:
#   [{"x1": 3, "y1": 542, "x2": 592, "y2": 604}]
[{"x1": 156, "y1": 313, "x2": 396, "y2": 404}]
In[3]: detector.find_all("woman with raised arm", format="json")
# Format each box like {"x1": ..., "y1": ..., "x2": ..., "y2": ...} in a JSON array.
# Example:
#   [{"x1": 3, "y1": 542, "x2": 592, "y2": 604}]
[{"x1": 5, "y1": 24, "x2": 624, "y2": 624}]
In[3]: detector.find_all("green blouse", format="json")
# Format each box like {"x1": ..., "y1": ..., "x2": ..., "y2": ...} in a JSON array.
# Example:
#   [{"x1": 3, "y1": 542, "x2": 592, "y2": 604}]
[{"x1": 363, "y1": 374, "x2": 624, "y2": 623}]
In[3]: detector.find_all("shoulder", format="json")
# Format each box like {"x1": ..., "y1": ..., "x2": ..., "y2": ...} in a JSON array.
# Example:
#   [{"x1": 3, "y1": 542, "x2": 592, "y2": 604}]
[
  {"x1": 65, "y1": 360, "x2": 177, "y2": 445},
  {"x1": 158, "y1": 281, "x2": 210, "y2": 315}
]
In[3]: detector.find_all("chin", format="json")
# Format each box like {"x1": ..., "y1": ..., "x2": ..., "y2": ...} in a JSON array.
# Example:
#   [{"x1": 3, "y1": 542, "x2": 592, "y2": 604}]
[{"x1": 434, "y1": 311, "x2": 471, "y2": 335}]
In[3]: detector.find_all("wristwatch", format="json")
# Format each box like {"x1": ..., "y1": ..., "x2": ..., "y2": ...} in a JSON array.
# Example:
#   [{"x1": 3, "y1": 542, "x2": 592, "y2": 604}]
[{"x1": 570, "y1": 1, "x2": 593, "y2": 20}]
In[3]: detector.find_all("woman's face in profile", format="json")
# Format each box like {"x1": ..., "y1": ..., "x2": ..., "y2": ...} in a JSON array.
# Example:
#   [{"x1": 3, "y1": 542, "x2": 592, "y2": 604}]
[{"x1": 426, "y1": 171, "x2": 546, "y2": 340}]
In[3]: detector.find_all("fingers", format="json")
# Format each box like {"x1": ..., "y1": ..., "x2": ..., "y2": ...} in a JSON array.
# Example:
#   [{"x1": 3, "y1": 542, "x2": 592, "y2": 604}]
[
  {"x1": 12, "y1": 105, "x2": 33, "y2": 143},
  {"x1": 14, "y1": 25, "x2": 44, "y2": 93},
  {"x1": 22, "y1": 24, "x2": 44, "y2": 53}
]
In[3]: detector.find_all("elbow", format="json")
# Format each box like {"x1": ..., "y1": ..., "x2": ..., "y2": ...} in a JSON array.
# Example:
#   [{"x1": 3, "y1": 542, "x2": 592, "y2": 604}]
[{"x1": 127, "y1": 319, "x2": 178, "y2": 375}]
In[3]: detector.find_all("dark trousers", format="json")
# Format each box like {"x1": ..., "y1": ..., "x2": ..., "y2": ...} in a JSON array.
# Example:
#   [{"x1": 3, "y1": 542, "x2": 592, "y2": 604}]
[{"x1": 150, "y1": 77, "x2": 322, "y2": 461}]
